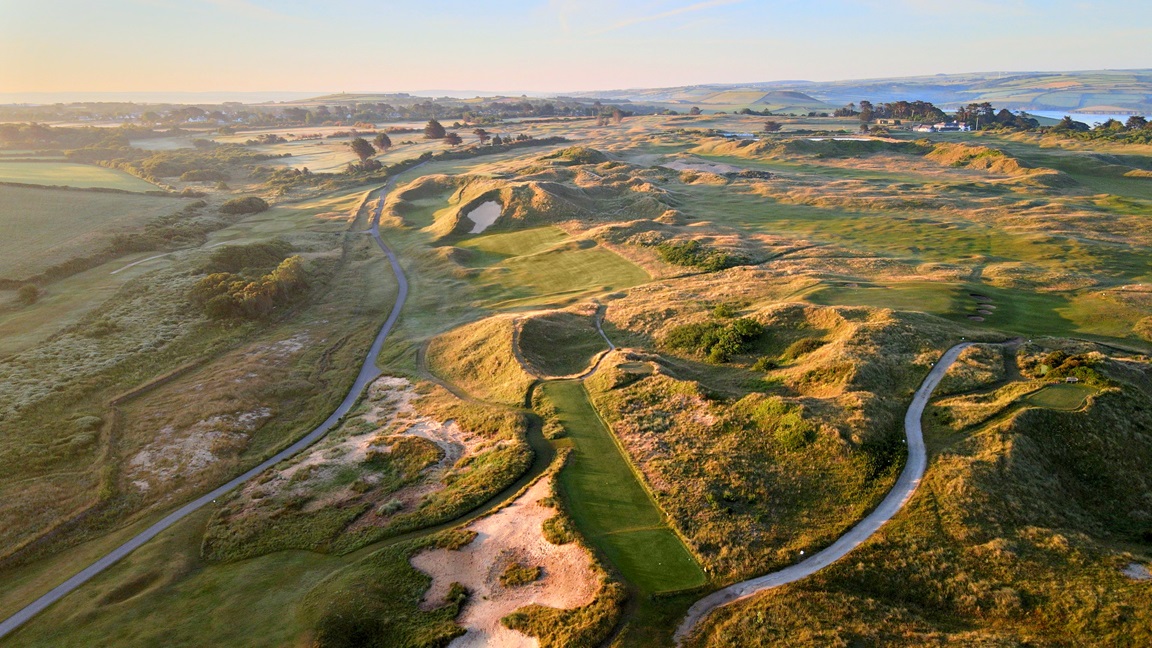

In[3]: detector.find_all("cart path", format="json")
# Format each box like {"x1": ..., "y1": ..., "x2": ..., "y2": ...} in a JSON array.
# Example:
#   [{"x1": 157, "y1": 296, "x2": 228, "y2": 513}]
[
  {"x1": 673, "y1": 342, "x2": 972, "y2": 644},
  {"x1": 0, "y1": 178, "x2": 407, "y2": 640}
]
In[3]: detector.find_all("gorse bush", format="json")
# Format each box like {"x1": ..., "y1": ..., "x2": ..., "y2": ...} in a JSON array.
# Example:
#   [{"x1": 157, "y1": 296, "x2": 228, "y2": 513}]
[
  {"x1": 219, "y1": 196, "x2": 269, "y2": 214},
  {"x1": 190, "y1": 255, "x2": 308, "y2": 320},
  {"x1": 655, "y1": 239, "x2": 743, "y2": 272},
  {"x1": 664, "y1": 317, "x2": 764, "y2": 362}
]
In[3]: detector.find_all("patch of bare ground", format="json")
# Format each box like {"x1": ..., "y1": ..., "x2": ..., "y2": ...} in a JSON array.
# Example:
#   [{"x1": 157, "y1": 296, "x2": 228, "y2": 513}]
[
  {"x1": 215, "y1": 375, "x2": 483, "y2": 540},
  {"x1": 123, "y1": 332, "x2": 317, "y2": 496},
  {"x1": 411, "y1": 476, "x2": 597, "y2": 648}
]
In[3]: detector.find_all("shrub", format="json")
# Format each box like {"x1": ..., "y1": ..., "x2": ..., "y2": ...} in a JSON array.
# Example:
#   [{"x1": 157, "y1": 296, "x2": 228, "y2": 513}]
[
  {"x1": 664, "y1": 317, "x2": 763, "y2": 362},
  {"x1": 16, "y1": 284, "x2": 39, "y2": 305},
  {"x1": 499, "y1": 563, "x2": 541, "y2": 588},
  {"x1": 542, "y1": 514, "x2": 577, "y2": 544},
  {"x1": 782, "y1": 337, "x2": 826, "y2": 361},
  {"x1": 655, "y1": 239, "x2": 743, "y2": 272},
  {"x1": 179, "y1": 169, "x2": 230, "y2": 182},
  {"x1": 219, "y1": 196, "x2": 269, "y2": 214}
]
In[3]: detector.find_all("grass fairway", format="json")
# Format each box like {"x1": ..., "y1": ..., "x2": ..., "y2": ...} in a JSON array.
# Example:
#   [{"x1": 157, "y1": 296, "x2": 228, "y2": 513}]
[
  {"x1": 455, "y1": 225, "x2": 570, "y2": 262},
  {"x1": 445, "y1": 226, "x2": 648, "y2": 308},
  {"x1": 476, "y1": 242, "x2": 649, "y2": 308},
  {"x1": 0, "y1": 161, "x2": 158, "y2": 191},
  {"x1": 1026, "y1": 383, "x2": 1096, "y2": 410},
  {"x1": 0, "y1": 185, "x2": 180, "y2": 280},
  {"x1": 544, "y1": 380, "x2": 705, "y2": 594}
]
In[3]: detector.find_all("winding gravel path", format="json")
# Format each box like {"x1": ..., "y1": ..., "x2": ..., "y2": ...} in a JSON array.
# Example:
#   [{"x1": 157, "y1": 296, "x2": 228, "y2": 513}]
[
  {"x1": 0, "y1": 180, "x2": 408, "y2": 640},
  {"x1": 673, "y1": 342, "x2": 971, "y2": 644}
]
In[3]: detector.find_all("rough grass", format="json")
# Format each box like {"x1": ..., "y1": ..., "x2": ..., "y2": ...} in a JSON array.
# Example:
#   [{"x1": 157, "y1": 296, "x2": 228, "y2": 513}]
[
  {"x1": 425, "y1": 315, "x2": 535, "y2": 406},
  {"x1": 687, "y1": 359, "x2": 1152, "y2": 647},
  {"x1": 517, "y1": 308, "x2": 608, "y2": 377}
]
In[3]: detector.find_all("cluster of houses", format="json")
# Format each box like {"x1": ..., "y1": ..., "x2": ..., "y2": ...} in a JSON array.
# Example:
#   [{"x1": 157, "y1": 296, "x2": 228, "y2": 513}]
[{"x1": 912, "y1": 121, "x2": 972, "y2": 133}]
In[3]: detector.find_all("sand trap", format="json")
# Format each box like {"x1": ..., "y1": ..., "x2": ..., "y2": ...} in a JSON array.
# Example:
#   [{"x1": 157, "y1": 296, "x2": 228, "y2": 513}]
[
  {"x1": 466, "y1": 201, "x2": 501, "y2": 234},
  {"x1": 661, "y1": 158, "x2": 744, "y2": 175},
  {"x1": 412, "y1": 477, "x2": 598, "y2": 647},
  {"x1": 1123, "y1": 562, "x2": 1151, "y2": 580}
]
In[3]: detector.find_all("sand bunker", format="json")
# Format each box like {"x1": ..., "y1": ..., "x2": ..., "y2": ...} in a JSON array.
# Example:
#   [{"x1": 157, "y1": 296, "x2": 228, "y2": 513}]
[
  {"x1": 661, "y1": 158, "x2": 744, "y2": 175},
  {"x1": 411, "y1": 477, "x2": 597, "y2": 647},
  {"x1": 1123, "y1": 562, "x2": 1151, "y2": 580},
  {"x1": 466, "y1": 201, "x2": 502, "y2": 234}
]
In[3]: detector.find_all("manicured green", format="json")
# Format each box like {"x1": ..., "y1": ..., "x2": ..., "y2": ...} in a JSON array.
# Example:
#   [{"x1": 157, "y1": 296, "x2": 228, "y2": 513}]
[
  {"x1": 455, "y1": 225, "x2": 570, "y2": 262},
  {"x1": 0, "y1": 161, "x2": 158, "y2": 191},
  {"x1": 476, "y1": 242, "x2": 650, "y2": 308},
  {"x1": 544, "y1": 380, "x2": 705, "y2": 594},
  {"x1": 1026, "y1": 383, "x2": 1096, "y2": 410}
]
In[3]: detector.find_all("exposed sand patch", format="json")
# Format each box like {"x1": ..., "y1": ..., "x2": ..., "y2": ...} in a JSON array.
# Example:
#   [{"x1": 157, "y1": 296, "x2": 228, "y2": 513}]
[
  {"x1": 661, "y1": 158, "x2": 744, "y2": 175},
  {"x1": 466, "y1": 201, "x2": 502, "y2": 234},
  {"x1": 271, "y1": 377, "x2": 478, "y2": 508},
  {"x1": 128, "y1": 407, "x2": 272, "y2": 490},
  {"x1": 411, "y1": 477, "x2": 598, "y2": 648},
  {"x1": 1123, "y1": 562, "x2": 1151, "y2": 580}
]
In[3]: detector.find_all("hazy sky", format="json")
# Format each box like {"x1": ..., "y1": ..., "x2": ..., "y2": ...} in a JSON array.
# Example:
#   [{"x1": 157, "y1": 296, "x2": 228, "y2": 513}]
[{"x1": 2, "y1": 0, "x2": 1150, "y2": 97}]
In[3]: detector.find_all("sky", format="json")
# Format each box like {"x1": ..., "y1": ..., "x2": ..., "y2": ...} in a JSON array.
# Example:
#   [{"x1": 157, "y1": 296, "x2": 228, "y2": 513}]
[{"x1": 1, "y1": 0, "x2": 1150, "y2": 99}]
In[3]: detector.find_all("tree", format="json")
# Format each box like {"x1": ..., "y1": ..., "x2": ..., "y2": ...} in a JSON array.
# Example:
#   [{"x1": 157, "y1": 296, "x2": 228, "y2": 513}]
[
  {"x1": 443, "y1": 132, "x2": 462, "y2": 146},
  {"x1": 763, "y1": 120, "x2": 781, "y2": 132},
  {"x1": 1055, "y1": 115, "x2": 1090, "y2": 132},
  {"x1": 858, "y1": 100, "x2": 874, "y2": 123},
  {"x1": 612, "y1": 107, "x2": 624, "y2": 125},
  {"x1": 472, "y1": 128, "x2": 490, "y2": 144},
  {"x1": 372, "y1": 132, "x2": 392, "y2": 151},
  {"x1": 689, "y1": 106, "x2": 702, "y2": 115},
  {"x1": 1126, "y1": 115, "x2": 1148, "y2": 130},
  {"x1": 348, "y1": 137, "x2": 375, "y2": 162},
  {"x1": 423, "y1": 118, "x2": 446, "y2": 139},
  {"x1": 491, "y1": 134, "x2": 503, "y2": 145}
]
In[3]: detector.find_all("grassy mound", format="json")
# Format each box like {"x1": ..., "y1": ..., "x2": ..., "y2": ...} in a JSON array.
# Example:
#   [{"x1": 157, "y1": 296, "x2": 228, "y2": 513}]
[
  {"x1": 517, "y1": 308, "x2": 608, "y2": 377},
  {"x1": 426, "y1": 315, "x2": 536, "y2": 406},
  {"x1": 687, "y1": 357, "x2": 1152, "y2": 647}
]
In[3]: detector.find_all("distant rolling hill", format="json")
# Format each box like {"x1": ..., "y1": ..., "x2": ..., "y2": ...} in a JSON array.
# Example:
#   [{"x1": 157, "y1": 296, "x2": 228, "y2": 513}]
[{"x1": 572, "y1": 69, "x2": 1152, "y2": 114}]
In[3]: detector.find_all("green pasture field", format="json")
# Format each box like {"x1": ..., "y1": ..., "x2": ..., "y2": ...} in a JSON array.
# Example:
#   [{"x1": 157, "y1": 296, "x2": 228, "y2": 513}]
[
  {"x1": 0, "y1": 253, "x2": 172, "y2": 356},
  {"x1": 544, "y1": 380, "x2": 706, "y2": 594},
  {"x1": 0, "y1": 185, "x2": 182, "y2": 280},
  {"x1": 1026, "y1": 383, "x2": 1096, "y2": 410},
  {"x1": 0, "y1": 161, "x2": 157, "y2": 191}
]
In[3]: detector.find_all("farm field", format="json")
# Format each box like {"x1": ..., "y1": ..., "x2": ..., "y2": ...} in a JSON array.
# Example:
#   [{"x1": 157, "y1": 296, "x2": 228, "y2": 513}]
[
  {"x1": 0, "y1": 185, "x2": 182, "y2": 280},
  {"x1": 0, "y1": 161, "x2": 157, "y2": 191}
]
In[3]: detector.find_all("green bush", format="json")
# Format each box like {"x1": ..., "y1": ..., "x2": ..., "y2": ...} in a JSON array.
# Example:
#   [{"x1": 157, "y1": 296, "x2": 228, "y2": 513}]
[
  {"x1": 656, "y1": 239, "x2": 744, "y2": 272},
  {"x1": 219, "y1": 196, "x2": 269, "y2": 214},
  {"x1": 664, "y1": 317, "x2": 764, "y2": 362}
]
